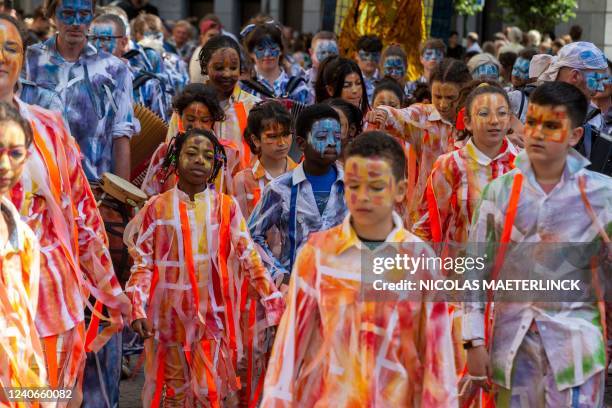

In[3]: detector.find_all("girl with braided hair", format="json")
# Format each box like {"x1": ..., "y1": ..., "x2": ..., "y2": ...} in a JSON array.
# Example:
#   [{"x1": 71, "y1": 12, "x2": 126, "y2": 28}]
[{"x1": 125, "y1": 128, "x2": 284, "y2": 407}]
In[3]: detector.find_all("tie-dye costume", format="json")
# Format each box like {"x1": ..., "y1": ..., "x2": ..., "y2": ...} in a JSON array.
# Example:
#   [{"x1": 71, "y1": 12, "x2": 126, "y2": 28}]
[
  {"x1": 9, "y1": 99, "x2": 130, "y2": 401},
  {"x1": 0, "y1": 197, "x2": 47, "y2": 403},
  {"x1": 124, "y1": 187, "x2": 283, "y2": 407},
  {"x1": 248, "y1": 162, "x2": 348, "y2": 279},
  {"x1": 464, "y1": 149, "x2": 611, "y2": 406},
  {"x1": 261, "y1": 213, "x2": 458, "y2": 407},
  {"x1": 26, "y1": 36, "x2": 137, "y2": 181},
  {"x1": 377, "y1": 103, "x2": 458, "y2": 228},
  {"x1": 250, "y1": 68, "x2": 312, "y2": 105}
]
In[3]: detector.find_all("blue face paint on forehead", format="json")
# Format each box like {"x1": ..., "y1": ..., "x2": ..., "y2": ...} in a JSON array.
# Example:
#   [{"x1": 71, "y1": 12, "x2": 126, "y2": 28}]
[
  {"x1": 90, "y1": 25, "x2": 117, "y2": 54},
  {"x1": 472, "y1": 63, "x2": 499, "y2": 80},
  {"x1": 383, "y1": 56, "x2": 406, "y2": 77},
  {"x1": 423, "y1": 48, "x2": 443, "y2": 62},
  {"x1": 315, "y1": 40, "x2": 338, "y2": 63},
  {"x1": 307, "y1": 118, "x2": 342, "y2": 158},
  {"x1": 583, "y1": 71, "x2": 609, "y2": 93},
  {"x1": 254, "y1": 37, "x2": 281, "y2": 60},
  {"x1": 512, "y1": 57, "x2": 530, "y2": 80},
  {"x1": 358, "y1": 50, "x2": 380, "y2": 63},
  {"x1": 56, "y1": 0, "x2": 93, "y2": 26}
]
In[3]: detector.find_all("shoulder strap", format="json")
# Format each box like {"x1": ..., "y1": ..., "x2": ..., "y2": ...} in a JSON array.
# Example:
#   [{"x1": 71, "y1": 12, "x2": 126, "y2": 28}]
[
  {"x1": 288, "y1": 183, "x2": 299, "y2": 273},
  {"x1": 122, "y1": 49, "x2": 141, "y2": 60},
  {"x1": 240, "y1": 79, "x2": 275, "y2": 99},
  {"x1": 133, "y1": 71, "x2": 158, "y2": 90},
  {"x1": 283, "y1": 76, "x2": 306, "y2": 97}
]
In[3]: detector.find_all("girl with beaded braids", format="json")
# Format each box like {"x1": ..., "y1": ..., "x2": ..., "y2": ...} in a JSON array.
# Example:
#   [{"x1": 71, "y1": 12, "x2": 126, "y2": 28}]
[
  {"x1": 124, "y1": 127, "x2": 284, "y2": 408},
  {"x1": 141, "y1": 83, "x2": 240, "y2": 196}
]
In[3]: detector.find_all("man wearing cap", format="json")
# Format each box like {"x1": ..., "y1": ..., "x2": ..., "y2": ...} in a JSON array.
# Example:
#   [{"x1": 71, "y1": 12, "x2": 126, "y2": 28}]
[{"x1": 530, "y1": 42, "x2": 611, "y2": 175}]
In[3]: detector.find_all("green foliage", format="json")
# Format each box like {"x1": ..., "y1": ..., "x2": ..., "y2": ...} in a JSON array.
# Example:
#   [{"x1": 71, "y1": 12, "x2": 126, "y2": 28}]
[
  {"x1": 455, "y1": 0, "x2": 484, "y2": 16},
  {"x1": 497, "y1": 0, "x2": 578, "y2": 32}
]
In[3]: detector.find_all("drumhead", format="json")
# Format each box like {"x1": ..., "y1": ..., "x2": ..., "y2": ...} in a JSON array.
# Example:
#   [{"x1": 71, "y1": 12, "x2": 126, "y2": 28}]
[{"x1": 102, "y1": 172, "x2": 147, "y2": 204}]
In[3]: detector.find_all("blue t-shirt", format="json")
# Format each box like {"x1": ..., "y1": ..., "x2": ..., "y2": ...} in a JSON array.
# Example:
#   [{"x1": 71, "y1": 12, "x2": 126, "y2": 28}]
[{"x1": 305, "y1": 166, "x2": 337, "y2": 215}]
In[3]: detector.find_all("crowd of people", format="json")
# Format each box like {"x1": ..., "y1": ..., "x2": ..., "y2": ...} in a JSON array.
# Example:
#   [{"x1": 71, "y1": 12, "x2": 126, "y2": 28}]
[{"x1": 0, "y1": 0, "x2": 610, "y2": 406}]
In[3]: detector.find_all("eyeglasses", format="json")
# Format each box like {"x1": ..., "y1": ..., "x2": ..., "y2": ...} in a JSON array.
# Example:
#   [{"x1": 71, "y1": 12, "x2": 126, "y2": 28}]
[
  {"x1": 88, "y1": 35, "x2": 123, "y2": 42},
  {"x1": 0, "y1": 146, "x2": 28, "y2": 163}
]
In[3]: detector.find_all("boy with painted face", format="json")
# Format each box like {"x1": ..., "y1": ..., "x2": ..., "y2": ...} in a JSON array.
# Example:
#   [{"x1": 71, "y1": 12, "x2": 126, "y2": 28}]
[
  {"x1": 249, "y1": 104, "x2": 347, "y2": 280},
  {"x1": 464, "y1": 81, "x2": 610, "y2": 407},
  {"x1": 26, "y1": 0, "x2": 137, "y2": 182},
  {"x1": 262, "y1": 131, "x2": 457, "y2": 407},
  {"x1": 405, "y1": 38, "x2": 446, "y2": 100},
  {"x1": 306, "y1": 31, "x2": 338, "y2": 98},
  {"x1": 531, "y1": 41, "x2": 611, "y2": 175},
  {"x1": 90, "y1": 13, "x2": 169, "y2": 122},
  {"x1": 355, "y1": 34, "x2": 383, "y2": 104},
  {"x1": 244, "y1": 22, "x2": 312, "y2": 104},
  {"x1": 380, "y1": 44, "x2": 407, "y2": 93}
]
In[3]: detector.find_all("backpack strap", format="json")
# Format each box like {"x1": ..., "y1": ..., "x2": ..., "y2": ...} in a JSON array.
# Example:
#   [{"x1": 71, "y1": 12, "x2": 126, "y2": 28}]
[
  {"x1": 283, "y1": 76, "x2": 306, "y2": 98},
  {"x1": 133, "y1": 71, "x2": 158, "y2": 90}
]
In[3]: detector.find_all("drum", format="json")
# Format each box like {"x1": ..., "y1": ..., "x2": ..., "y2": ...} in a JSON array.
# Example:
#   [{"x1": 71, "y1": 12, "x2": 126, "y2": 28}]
[
  {"x1": 131, "y1": 104, "x2": 169, "y2": 187},
  {"x1": 95, "y1": 173, "x2": 147, "y2": 284}
]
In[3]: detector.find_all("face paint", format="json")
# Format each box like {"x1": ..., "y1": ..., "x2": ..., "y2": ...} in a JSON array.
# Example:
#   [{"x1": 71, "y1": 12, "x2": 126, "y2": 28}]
[
  {"x1": 315, "y1": 40, "x2": 338, "y2": 64},
  {"x1": 373, "y1": 90, "x2": 401, "y2": 109},
  {"x1": 582, "y1": 70, "x2": 609, "y2": 93},
  {"x1": 0, "y1": 22, "x2": 23, "y2": 94},
  {"x1": 307, "y1": 118, "x2": 342, "y2": 158},
  {"x1": 254, "y1": 37, "x2": 281, "y2": 60},
  {"x1": 468, "y1": 93, "x2": 510, "y2": 151},
  {"x1": 512, "y1": 57, "x2": 530, "y2": 80},
  {"x1": 181, "y1": 102, "x2": 214, "y2": 131},
  {"x1": 89, "y1": 24, "x2": 120, "y2": 54},
  {"x1": 0, "y1": 121, "x2": 28, "y2": 194},
  {"x1": 143, "y1": 31, "x2": 164, "y2": 42},
  {"x1": 422, "y1": 48, "x2": 443, "y2": 62},
  {"x1": 358, "y1": 50, "x2": 380, "y2": 63},
  {"x1": 177, "y1": 135, "x2": 215, "y2": 188},
  {"x1": 524, "y1": 104, "x2": 571, "y2": 143},
  {"x1": 472, "y1": 63, "x2": 499, "y2": 80},
  {"x1": 56, "y1": 0, "x2": 93, "y2": 26},
  {"x1": 344, "y1": 156, "x2": 395, "y2": 209},
  {"x1": 383, "y1": 56, "x2": 406, "y2": 78}
]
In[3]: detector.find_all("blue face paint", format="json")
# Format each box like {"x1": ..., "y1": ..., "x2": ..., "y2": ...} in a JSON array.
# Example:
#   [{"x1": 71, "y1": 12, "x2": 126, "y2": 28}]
[
  {"x1": 56, "y1": 0, "x2": 93, "y2": 26},
  {"x1": 583, "y1": 71, "x2": 609, "y2": 93},
  {"x1": 472, "y1": 63, "x2": 499, "y2": 80},
  {"x1": 143, "y1": 31, "x2": 164, "y2": 42},
  {"x1": 254, "y1": 37, "x2": 281, "y2": 60},
  {"x1": 512, "y1": 57, "x2": 530, "y2": 80},
  {"x1": 383, "y1": 56, "x2": 406, "y2": 78},
  {"x1": 422, "y1": 48, "x2": 443, "y2": 62},
  {"x1": 315, "y1": 40, "x2": 338, "y2": 63},
  {"x1": 90, "y1": 25, "x2": 119, "y2": 54},
  {"x1": 358, "y1": 50, "x2": 380, "y2": 63},
  {"x1": 307, "y1": 118, "x2": 342, "y2": 158}
]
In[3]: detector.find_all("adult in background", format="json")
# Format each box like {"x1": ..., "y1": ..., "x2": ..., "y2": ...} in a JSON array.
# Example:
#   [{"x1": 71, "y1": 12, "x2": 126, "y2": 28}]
[
  {"x1": 188, "y1": 14, "x2": 221, "y2": 83},
  {"x1": 168, "y1": 19, "x2": 195, "y2": 63},
  {"x1": 447, "y1": 30, "x2": 465, "y2": 60}
]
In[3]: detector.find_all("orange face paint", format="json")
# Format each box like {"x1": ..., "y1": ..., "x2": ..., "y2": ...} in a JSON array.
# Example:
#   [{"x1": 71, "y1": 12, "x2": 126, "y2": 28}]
[
  {"x1": 524, "y1": 104, "x2": 571, "y2": 143},
  {"x1": 344, "y1": 156, "x2": 395, "y2": 208}
]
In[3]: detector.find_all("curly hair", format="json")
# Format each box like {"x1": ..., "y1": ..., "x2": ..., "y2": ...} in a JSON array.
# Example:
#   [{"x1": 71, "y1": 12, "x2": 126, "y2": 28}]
[{"x1": 172, "y1": 83, "x2": 225, "y2": 122}]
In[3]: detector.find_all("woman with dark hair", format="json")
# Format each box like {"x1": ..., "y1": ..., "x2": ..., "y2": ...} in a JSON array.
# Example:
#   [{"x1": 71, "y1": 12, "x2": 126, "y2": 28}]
[
  {"x1": 241, "y1": 22, "x2": 311, "y2": 104},
  {"x1": 315, "y1": 56, "x2": 369, "y2": 114}
]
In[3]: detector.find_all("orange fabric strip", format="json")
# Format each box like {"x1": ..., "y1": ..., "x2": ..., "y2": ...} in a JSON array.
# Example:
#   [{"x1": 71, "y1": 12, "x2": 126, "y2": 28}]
[
  {"x1": 252, "y1": 187, "x2": 261, "y2": 210},
  {"x1": 245, "y1": 300, "x2": 256, "y2": 406},
  {"x1": 425, "y1": 179, "x2": 442, "y2": 243},
  {"x1": 407, "y1": 145, "x2": 417, "y2": 194},
  {"x1": 42, "y1": 336, "x2": 58, "y2": 389},
  {"x1": 151, "y1": 346, "x2": 166, "y2": 408},
  {"x1": 84, "y1": 301, "x2": 104, "y2": 352},
  {"x1": 178, "y1": 202, "x2": 201, "y2": 319},
  {"x1": 218, "y1": 195, "x2": 237, "y2": 366},
  {"x1": 235, "y1": 102, "x2": 250, "y2": 169},
  {"x1": 202, "y1": 340, "x2": 220, "y2": 408},
  {"x1": 500, "y1": 173, "x2": 523, "y2": 245}
]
